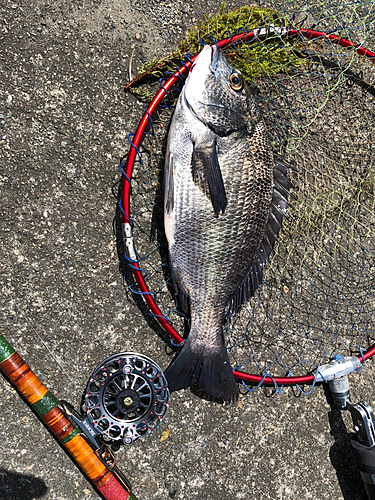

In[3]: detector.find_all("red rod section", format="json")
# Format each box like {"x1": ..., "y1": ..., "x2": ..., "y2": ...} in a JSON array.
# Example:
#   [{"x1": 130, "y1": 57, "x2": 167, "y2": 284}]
[{"x1": 121, "y1": 29, "x2": 375, "y2": 386}]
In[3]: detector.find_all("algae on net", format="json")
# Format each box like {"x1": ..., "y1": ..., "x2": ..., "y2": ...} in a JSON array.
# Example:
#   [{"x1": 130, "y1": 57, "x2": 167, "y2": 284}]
[{"x1": 126, "y1": 3, "x2": 309, "y2": 100}]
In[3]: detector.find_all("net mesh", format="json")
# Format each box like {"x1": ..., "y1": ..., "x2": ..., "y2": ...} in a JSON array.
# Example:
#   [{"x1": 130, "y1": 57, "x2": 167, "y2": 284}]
[{"x1": 122, "y1": 1, "x2": 375, "y2": 392}]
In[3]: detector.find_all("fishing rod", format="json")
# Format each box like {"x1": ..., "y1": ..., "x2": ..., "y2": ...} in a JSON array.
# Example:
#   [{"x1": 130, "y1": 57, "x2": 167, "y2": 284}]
[{"x1": 0, "y1": 332, "x2": 169, "y2": 500}]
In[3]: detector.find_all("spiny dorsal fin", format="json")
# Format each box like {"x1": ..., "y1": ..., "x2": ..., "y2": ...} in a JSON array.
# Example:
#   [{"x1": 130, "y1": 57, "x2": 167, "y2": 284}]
[
  {"x1": 225, "y1": 156, "x2": 293, "y2": 319},
  {"x1": 191, "y1": 140, "x2": 227, "y2": 216}
]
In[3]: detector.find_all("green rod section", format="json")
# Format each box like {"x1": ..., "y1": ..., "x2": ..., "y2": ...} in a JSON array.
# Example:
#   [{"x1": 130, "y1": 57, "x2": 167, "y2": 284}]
[{"x1": 0, "y1": 333, "x2": 15, "y2": 362}]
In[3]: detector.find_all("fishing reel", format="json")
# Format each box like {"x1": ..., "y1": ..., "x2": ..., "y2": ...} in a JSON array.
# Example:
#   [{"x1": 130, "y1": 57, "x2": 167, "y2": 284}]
[{"x1": 60, "y1": 352, "x2": 169, "y2": 449}]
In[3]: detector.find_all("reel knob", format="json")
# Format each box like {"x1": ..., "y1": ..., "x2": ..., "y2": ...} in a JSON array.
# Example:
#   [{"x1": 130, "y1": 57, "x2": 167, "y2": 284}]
[{"x1": 84, "y1": 353, "x2": 169, "y2": 446}]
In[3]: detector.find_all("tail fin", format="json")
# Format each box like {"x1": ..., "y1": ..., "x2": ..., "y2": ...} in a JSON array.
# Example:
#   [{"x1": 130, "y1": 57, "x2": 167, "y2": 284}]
[{"x1": 165, "y1": 339, "x2": 239, "y2": 403}]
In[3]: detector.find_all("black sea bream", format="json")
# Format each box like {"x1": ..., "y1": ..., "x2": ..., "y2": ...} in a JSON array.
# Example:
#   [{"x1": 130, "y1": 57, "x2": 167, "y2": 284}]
[{"x1": 164, "y1": 44, "x2": 291, "y2": 402}]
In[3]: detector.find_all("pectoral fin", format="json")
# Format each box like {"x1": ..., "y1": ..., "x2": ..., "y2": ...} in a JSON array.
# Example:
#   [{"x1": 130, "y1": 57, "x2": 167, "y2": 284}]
[
  {"x1": 191, "y1": 140, "x2": 227, "y2": 216},
  {"x1": 164, "y1": 152, "x2": 174, "y2": 215}
]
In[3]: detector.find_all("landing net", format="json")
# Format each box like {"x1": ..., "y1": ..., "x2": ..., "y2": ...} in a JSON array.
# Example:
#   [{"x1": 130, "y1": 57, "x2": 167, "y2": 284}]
[{"x1": 121, "y1": 1, "x2": 375, "y2": 393}]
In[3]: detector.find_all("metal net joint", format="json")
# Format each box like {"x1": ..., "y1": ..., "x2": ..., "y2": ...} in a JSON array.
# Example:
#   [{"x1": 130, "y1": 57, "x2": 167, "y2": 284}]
[
  {"x1": 123, "y1": 222, "x2": 137, "y2": 262},
  {"x1": 315, "y1": 356, "x2": 362, "y2": 383}
]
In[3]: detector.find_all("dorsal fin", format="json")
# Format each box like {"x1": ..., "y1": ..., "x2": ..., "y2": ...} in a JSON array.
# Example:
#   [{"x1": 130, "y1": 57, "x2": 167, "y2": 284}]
[{"x1": 225, "y1": 156, "x2": 293, "y2": 319}]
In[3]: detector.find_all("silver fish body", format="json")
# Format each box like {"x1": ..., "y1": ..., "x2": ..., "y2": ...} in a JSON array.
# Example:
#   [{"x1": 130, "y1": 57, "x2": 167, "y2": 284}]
[{"x1": 164, "y1": 45, "x2": 290, "y2": 402}]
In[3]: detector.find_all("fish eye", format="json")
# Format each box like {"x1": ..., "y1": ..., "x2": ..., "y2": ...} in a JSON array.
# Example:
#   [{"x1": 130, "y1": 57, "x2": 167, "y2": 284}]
[{"x1": 229, "y1": 72, "x2": 243, "y2": 91}]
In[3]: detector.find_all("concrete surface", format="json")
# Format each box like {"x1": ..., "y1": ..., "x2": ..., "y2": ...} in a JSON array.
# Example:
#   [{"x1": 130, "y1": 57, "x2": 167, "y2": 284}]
[{"x1": 1, "y1": 1, "x2": 374, "y2": 499}]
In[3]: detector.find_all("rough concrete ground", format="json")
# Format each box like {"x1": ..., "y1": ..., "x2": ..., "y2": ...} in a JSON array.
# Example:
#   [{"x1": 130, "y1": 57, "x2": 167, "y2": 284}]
[{"x1": 0, "y1": 1, "x2": 374, "y2": 499}]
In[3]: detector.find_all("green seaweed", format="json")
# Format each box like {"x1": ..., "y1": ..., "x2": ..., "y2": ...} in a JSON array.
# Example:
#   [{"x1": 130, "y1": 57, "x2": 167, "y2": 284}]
[{"x1": 127, "y1": 3, "x2": 308, "y2": 99}]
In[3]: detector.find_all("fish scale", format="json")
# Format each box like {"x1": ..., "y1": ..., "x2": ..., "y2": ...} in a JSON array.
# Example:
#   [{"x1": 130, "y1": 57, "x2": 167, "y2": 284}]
[
  {"x1": 164, "y1": 45, "x2": 290, "y2": 402},
  {"x1": 178, "y1": 136, "x2": 272, "y2": 308}
]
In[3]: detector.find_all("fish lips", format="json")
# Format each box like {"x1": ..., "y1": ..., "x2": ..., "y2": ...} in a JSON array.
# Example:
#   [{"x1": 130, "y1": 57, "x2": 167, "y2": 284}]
[
  {"x1": 209, "y1": 44, "x2": 220, "y2": 72},
  {"x1": 189, "y1": 44, "x2": 219, "y2": 75}
]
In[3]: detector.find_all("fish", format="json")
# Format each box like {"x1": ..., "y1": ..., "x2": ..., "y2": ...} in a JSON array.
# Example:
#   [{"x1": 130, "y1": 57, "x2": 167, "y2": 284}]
[{"x1": 163, "y1": 44, "x2": 292, "y2": 403}]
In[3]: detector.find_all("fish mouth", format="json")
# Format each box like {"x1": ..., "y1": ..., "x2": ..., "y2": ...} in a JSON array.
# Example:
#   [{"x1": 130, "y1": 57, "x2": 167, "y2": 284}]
[
  {"x1": 209, "y1": 45, "x2": 219, "y2": 72},
  {"x1": 190, "y1": 44, "x2": 218, "y2": 74}
]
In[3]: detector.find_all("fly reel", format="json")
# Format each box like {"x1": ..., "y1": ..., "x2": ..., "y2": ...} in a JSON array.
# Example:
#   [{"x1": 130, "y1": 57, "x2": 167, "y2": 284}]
[
  {"x1": 60, "y1": 352, "x2": 169, "y2": 449},
  {"x1": 84, "y1": 352, "x2": 169, "y2": 446}
]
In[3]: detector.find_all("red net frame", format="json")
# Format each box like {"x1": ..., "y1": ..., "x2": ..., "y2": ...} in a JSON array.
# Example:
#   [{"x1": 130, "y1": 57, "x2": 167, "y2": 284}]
[{"x1": 120, "y1": 29, "x2": 375, "y2": 387}]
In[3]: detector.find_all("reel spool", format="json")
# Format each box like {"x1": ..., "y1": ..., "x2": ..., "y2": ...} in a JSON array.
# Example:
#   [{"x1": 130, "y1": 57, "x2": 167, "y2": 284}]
[{"x1": 84, "y1": 352, "x2": 169, "y2": 446}]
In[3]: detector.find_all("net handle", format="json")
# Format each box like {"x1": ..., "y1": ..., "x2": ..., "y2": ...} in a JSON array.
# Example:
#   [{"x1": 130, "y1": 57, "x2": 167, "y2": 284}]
[{"x1": 121, "y1": 29, "x2": 375, "y2": 385}]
